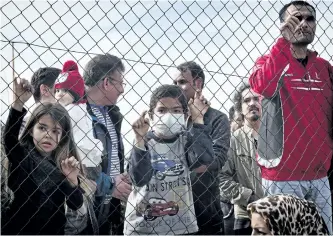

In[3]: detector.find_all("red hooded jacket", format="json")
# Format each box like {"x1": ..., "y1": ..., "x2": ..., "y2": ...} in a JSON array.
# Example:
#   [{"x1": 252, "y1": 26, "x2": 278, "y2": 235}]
[{"x1": 249, "y1": 37, "x2": 333, "y2": 181}]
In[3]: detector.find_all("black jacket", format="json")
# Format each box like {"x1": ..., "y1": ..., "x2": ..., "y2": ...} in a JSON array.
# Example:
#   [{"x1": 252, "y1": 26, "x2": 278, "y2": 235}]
[
  {"x1": 2, "y1": 108, "x2": 83, "y2": 235},
  {"x1": 189, "y1": 107, "x2": 230, "y2": 233},
  {"x1": 85, "y1": 103, "x2": 125, "y2": 235}
]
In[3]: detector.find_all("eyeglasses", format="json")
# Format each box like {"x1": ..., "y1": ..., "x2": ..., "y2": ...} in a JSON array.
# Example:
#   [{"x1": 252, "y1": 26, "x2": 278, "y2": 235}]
[{"x1": 107, "y1": 77, "x2": 127, "y2": 88}]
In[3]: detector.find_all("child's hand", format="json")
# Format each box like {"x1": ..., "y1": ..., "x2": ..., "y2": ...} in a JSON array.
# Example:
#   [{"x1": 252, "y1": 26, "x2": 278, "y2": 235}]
[
  {"x1": 12, "y1": 77, "x2": 34, "y2": 110},
  {"x1": 188, "y1": 91, "x2": 210, "y2": 124},
  {"x1": 132, "y1": 110, "x2": 150, "y2": 141},
  {"x1": 61, "y1": 156, "x2": 80, "y2": 187}
]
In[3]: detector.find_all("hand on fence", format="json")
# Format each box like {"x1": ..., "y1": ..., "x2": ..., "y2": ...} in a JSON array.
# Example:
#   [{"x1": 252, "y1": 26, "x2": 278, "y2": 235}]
[
  {"x1": 133, "y1": 110, "x2": 150, "y2": 147},
  {"x1": 61, "y1": 156, "x2": 80, "y2": 187},
  {"x1": 112, "y1": 174, "x2": 132, "y2": 201},
  {"x1": 12, "y1": 77, "x2": 34, "y2": 109},
  {"x1": 280, "y1": 10, "x2": 301, "y2": 42},
  {"x1": 188, "y1": 91, "x2": 210, "y2": 124}
]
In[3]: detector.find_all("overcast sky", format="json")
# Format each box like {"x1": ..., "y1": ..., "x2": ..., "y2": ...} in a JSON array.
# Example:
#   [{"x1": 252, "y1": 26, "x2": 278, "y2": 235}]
[{"x1": 1, "y1": 0, "x2": 332, "y2": 157}]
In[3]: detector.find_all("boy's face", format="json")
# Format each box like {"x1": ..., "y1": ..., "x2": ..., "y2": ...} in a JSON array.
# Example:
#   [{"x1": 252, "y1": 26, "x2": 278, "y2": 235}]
[
  {"x1": 55, "y1": 89, "x2": 74, "y2": 106},
  {"x1": 153, "y1": 97, "x2": 184, "y2": 118}
]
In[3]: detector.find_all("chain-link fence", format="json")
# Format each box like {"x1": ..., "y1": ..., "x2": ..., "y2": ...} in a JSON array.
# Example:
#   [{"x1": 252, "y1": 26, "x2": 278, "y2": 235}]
[{"x1": 1, "y1": 0, "x2": 333, "y2": 235}]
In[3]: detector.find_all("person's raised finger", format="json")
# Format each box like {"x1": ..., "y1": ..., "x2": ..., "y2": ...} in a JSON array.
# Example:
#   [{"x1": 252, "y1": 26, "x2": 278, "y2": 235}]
[
  {"x1": 13, "y1": 77, "x2": 19, "y2": 87},
  {"x1": 141, "y1": 110, "x2": 148, "y2": 118},
  {"x1": 137, "y1": 119, "x2": 143, "y2": 128},
  {"x1": 64, "y1": 158, "x2": 69, "y2": 168},
  {"x1": 194, "y1": 90, "x2": 202, "y2": 99}
]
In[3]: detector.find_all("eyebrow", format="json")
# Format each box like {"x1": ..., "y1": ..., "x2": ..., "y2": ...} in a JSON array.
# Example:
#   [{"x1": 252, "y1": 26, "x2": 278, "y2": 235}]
[
  {"x1": 157, "y1": 105, "x2": 183, "y2": 109},
  {"x1": 38, "y1": 122, "x2": 61, "y2": 130}
]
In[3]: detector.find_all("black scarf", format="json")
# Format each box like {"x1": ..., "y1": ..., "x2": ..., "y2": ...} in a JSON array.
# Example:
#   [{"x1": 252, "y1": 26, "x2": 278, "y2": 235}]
[{"x1": 25, "y1": 142, "x2": 66, "y2": 194}]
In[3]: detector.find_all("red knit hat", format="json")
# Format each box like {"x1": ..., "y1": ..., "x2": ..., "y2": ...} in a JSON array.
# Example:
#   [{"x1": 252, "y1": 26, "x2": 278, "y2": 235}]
[{"x1": 55, "y1": 60, "x2": 85, "y2": 103}]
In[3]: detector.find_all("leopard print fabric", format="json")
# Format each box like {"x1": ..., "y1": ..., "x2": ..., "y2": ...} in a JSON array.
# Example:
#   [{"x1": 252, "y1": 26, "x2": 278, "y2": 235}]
[{"x1": 247, "y1": 194, "x2": 329, "y2": 235}]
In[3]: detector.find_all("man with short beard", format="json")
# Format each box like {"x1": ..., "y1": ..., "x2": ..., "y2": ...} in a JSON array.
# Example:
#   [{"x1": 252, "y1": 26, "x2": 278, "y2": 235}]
[
  {"x1": 219, "y1": 84, "x2": 263, "y2": 235},
  {"x1": 249, "y1": 1, "x2": 333, "y2": 232}
]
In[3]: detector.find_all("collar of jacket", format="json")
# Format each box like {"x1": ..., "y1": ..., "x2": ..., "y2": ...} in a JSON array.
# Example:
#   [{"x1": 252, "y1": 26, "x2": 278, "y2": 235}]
[
  {"x1": 241, "y1": 124, "x2": 256, "y2": 139},
  {"x1": 86, "y1": 103, "x2": 121, "y2": 119}
]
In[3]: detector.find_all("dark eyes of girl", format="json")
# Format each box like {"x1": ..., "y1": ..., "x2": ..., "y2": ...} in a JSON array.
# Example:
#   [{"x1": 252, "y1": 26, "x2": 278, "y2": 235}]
[{"x1": 39, "y1": 126, "x2": 46, "y2": 131}]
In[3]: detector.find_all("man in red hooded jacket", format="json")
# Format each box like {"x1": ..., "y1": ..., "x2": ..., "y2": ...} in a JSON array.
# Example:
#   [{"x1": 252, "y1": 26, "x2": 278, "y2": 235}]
[{"x1": 249, "y1": 1, "x2": 333, "y2": 233}]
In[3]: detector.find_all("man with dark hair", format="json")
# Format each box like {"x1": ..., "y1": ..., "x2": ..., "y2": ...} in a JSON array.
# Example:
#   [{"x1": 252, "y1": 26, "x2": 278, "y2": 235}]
[
  {"x1": 30, "y1": 67, "x2": 61, "y2": 102},
  {"x1": 173, "y1": 61, "x2": 230, "y2": 235},
  {"x1": 83, "y1": 53, "x2": 131, "y2": 235},
  {"x1": 249, "y1": 0, "x2": 333, "y2": 232},
  {"x1": 219, "y1": 83, "x2": 263, "y2": 235},
  {"x1": 278, "y1": 0, "x2": 316, "y2": 23},
  {"x1": 20, "y1": 67, "x2": 61, "y2": 134}
]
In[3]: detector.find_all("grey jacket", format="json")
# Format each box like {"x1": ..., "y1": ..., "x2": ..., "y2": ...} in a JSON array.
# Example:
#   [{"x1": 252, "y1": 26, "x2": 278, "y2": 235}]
[{"x1": 219, "y1": 125, "x2": 263, "y2": 219}]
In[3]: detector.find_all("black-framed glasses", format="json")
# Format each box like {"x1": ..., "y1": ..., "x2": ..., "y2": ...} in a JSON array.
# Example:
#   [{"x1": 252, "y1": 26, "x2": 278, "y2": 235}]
[{"x1": 107, "y1": 77, "x2": 127, "y2": 88}]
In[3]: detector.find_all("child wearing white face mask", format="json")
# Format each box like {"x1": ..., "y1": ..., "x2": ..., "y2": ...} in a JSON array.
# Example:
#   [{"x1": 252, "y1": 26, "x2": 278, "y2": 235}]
[{"x1": 124, "y1": 85, "x2": 215, "y2": 235}]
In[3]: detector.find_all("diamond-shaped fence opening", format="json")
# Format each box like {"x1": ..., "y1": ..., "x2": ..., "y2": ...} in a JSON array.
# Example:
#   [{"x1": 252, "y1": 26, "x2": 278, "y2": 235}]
[{"x1": 1, "y1": 1, "x2": 333, "y2": 235}]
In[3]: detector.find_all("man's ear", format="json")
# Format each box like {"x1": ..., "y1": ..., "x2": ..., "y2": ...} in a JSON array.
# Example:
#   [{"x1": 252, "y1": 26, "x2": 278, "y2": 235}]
[
  {"x1": 40, "y1": 84, "x2": 48, "y2": 97},
  {"x1": 40, "y1": 84, "x2": 52, "y2": 98},
  {"x1": 101, "y1": 77, "x2": 114, "y2": 91},
  {"x1": 102, "y1": 77, "x2": 109, "y2": 89}
]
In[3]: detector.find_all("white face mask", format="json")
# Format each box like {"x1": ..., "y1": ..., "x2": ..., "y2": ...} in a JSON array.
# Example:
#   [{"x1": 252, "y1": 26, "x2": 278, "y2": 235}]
[{"x1": 151, "y1": 113, "x2": 185, "y2": 138}]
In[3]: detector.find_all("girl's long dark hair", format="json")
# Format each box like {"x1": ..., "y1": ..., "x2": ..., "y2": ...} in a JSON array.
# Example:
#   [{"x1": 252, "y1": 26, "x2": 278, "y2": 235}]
[{"x1": 20, "y1": 103, "x2": 84, "y2": 174}]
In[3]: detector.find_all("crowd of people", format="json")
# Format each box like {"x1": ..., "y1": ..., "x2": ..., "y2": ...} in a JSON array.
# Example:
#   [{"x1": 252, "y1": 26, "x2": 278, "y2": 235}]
[{"x1": 1, "y1": 1, "x2": 333, "y2": 235}]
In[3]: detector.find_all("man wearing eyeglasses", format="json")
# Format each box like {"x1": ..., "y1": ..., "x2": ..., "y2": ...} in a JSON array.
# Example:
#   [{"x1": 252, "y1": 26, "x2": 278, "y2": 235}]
[
  {"x1": 249, "y1": 1, "x2": 333, "y2": 233},
  {"x1": 83, "y1": 54, "x2": 131, "y2": 235}
]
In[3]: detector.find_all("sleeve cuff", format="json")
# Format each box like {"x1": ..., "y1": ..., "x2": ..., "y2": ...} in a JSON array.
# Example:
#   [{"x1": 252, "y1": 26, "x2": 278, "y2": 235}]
[
  {"x1": 10, "y1": 106, "x2": 27, "y2": 117},
  {"x1": 62, "y1": 178, "x2": 83, "y2": 195},
  {"x1": 192, "y1": 123, "x2": 212, "y2": 133}
]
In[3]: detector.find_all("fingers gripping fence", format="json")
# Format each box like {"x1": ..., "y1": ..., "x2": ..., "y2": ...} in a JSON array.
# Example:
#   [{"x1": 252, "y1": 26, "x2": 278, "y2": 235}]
[{"x1": 1, "y1": 0, "x2": 333, "y2": 235}]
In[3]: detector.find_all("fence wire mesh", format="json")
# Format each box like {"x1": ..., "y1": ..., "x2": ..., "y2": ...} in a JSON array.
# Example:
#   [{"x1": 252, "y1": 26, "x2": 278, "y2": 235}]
[{"x1": 1, "y1": 0, "x2": 333, "y2": 235}]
